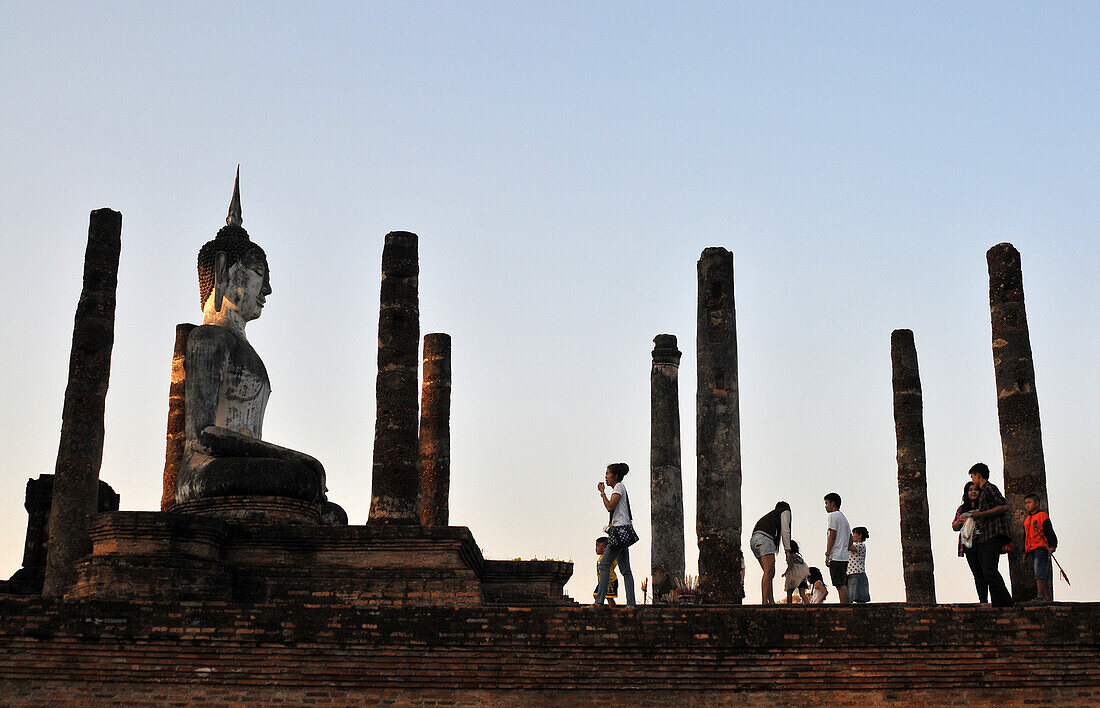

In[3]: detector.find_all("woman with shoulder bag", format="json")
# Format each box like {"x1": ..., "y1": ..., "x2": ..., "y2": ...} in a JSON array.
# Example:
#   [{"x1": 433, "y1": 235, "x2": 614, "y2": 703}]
[{"x1": 593, "y1": 462, "x2": 637, "y2": 607}]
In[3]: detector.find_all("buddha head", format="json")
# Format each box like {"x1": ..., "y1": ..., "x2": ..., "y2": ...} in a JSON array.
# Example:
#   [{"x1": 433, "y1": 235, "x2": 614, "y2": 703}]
[{"x1": 197, "y1": 169, "x2": 272, "y2": 320}]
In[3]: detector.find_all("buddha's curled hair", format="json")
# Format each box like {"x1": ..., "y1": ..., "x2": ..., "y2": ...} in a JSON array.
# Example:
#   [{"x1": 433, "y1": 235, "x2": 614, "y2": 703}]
[{"x1": 196, "y1": 223, "x2": 268, "y2": 309}]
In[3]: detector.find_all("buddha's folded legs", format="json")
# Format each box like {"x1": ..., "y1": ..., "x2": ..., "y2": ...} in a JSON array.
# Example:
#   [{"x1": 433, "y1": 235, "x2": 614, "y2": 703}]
[{"x1": 177, "y1": 457, "x2": 324, "y2": 505}]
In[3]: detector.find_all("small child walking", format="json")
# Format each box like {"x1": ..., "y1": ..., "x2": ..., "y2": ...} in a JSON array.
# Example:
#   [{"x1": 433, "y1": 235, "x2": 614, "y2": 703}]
[
  {"x1": 846, "y1": 527, "x2": 870, "y2": 604},
  {"x1": 1023, "y1": 494, "x2": 1059, "y2": 603},
  {"x1": 782, "y1": 540, "x2": 811, "y2": 604},
  {"x1": 593, "y1": 537, "x2": 619, "y2": 606}
]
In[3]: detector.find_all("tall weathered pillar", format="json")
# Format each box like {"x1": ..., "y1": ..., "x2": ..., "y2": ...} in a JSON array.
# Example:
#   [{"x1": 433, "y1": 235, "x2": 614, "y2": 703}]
[
  {"x1": 890, "y1": 329, "x2": 937, "y2": 604},
  {"x1": 43, "y1": 208, "x2": 122, "y2": 597},
  {"x1": 650, "y1": 334, "x2": 685, "y2": 601},
  {"x1": 696, "y1": 247, "x2": 744, "y2": 604},
  {"x1": 988, "y1": 243, "x2": 1048, "y2": 601},
  {"x1": 419, "y1": 333, "x2": 451, "y2": 527},
  {"x1": 369, "y1": 231, "x2": 421, "y2": 524}
]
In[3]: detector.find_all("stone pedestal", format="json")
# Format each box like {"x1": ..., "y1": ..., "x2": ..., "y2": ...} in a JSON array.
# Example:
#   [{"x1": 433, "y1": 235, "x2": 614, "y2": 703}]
[
  {"x1": 67, "y1": 509, "x2": 573, "y2": 607},
  {"x1": 69, "y1": 512, "x2": 231, "y2": 601},
  {"x1": 481, "y1": 561, "x2": 575, "y2": 605},
  {"x1": 173, "y1": 495, "x2": 322, "y2": 525}
]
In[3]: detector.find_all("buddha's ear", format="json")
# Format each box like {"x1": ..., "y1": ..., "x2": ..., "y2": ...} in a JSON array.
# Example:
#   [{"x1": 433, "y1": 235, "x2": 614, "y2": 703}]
[{"x1": 213, "y1": 252, "x2": 228, "y2": 312}]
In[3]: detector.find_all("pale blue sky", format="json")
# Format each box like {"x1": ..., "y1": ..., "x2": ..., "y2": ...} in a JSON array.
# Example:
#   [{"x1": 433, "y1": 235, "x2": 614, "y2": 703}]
[{"x1": 1, "y1": 3, "x2": 1097, "y2": 603}]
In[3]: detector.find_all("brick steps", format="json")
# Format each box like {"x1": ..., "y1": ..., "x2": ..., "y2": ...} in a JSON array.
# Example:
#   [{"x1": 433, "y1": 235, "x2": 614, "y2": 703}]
[
  {"x1": 2, "y1": 599, "x2": 1098, "y2": 704},
  {"x1": 3, "y1": 640, "x2": 1096, "y2": 688}
]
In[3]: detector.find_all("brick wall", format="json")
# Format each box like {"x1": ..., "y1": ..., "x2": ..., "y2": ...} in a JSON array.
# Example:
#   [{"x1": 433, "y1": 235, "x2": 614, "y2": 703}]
[{"x1": 2, "y1": 598, "x2": 1098, "y2": 705}]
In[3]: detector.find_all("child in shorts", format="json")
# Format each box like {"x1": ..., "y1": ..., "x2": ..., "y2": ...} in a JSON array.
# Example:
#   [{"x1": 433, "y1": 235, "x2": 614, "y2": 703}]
[
  {"x1": 593, "y1": 537, "x2": 619, "y2": 605},
  {"x1": 1023, "y1": 494, "x2": 1058, "y2": 603}
]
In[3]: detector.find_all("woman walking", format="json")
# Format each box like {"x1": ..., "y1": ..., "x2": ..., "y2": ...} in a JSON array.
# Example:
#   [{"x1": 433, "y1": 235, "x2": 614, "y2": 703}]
[{"x1": 593, "y1": 463, "x2": 637, "y2": 607}]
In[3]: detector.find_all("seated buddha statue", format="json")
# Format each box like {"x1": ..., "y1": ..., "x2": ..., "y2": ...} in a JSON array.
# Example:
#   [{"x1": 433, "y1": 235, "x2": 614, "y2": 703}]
[{"x1": 175, "y1": 173, "x2": 345, "y2": 524}]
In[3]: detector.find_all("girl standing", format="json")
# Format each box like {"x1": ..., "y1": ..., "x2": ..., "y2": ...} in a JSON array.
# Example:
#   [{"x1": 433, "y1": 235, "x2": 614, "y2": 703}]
[
  {"x1": 951, "y1": 481, "x2": 987, "y2": 603},
  {"x1": 846, "y1": 527, "x2": 870, "y2": 603}
]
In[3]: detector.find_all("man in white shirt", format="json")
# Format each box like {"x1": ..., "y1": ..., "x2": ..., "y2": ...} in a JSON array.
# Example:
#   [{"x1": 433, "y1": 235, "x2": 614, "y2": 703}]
[{"x1": 824, "y1": 492, "x2": 852, "y2": 604}]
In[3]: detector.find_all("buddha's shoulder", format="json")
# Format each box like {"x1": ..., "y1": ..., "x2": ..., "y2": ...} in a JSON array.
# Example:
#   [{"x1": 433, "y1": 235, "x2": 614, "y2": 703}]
[{"x1": 187, "y1": 324, "x2": 245, "y2": 353}]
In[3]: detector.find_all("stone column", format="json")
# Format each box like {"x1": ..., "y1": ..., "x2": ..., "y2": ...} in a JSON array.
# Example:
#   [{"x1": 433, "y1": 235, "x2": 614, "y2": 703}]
[
  {"x1": 891, "y1": 329, "x2": 937, "y2": 604},
  {"x1": 988, "y1": 243, "x2": 1049, "y2": 601},
  {"x1": 695, "y1": 247, "x2": 744, "y2": 604},
  {"x1": 419, "y1": 333, "x2": 451, "y2": 527},
  {"x1": 369, "y1": 231, "x2": 421, "y2": 524},
  {"x1": 43, "y1": 208, "x2": 122, "y2": 597},
  {"x1": 650, "y1": 334, "x2": 686, "y2": 602}
]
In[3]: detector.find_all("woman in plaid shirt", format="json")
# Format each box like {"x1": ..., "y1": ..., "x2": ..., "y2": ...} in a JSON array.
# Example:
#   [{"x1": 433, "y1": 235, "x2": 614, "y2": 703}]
[{"x1": 967, "y1": 463, "x2": 1014, "y2": 607}]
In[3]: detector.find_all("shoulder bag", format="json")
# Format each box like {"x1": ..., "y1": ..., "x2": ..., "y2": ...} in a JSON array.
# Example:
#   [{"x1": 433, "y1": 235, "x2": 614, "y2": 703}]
[{"x1": 605, "y1": 487, "x2": 640, "y2": 548}]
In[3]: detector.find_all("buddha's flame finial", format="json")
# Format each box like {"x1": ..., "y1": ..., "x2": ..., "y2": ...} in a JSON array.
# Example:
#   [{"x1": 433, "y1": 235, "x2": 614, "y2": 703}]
[{"x1": 226, "y1": 165, "x2": 243, "y2": 227}]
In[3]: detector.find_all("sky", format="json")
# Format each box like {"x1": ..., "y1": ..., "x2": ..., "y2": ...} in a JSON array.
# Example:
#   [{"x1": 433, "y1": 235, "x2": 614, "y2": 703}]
[{"x1": 1, "y1": 2, "x2": 1097, "y2": 604}]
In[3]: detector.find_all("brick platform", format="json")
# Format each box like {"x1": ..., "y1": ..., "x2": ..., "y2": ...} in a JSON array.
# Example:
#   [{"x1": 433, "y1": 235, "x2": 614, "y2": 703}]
[
  {"x1": 1, "y1": 598, "x2": 1097, "y2": 705},
  {"x1": 67, "y1": 511, "x2": 572, "y2": 607}
]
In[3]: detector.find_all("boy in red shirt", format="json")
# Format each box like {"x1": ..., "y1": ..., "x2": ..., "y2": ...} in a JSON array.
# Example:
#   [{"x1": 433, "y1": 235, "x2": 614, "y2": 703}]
[{"x1": 1023, "y1": 493, "x2": 1059, "y2": 603}]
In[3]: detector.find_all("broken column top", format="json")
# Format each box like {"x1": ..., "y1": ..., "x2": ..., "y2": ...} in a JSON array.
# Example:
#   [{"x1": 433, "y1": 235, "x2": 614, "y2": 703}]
[
  {"x1": 652, "y1": 334, "x2": 681, "y2": 364},
  {"x1": 987, "y1": 242, "x2": 1023, "y2": 297},
  {"x1": 382, "y1": 232, "x2": 418, "y2": 276},
  {"x1": 987, "y1": 242, "x2": 1019, "y2": 259},
  {"x1": 891, "y1": 328, "x2": 915, "y2": 344},
  {"x1": 699, "y1": 246, "x2": 732, "y2": 262}
]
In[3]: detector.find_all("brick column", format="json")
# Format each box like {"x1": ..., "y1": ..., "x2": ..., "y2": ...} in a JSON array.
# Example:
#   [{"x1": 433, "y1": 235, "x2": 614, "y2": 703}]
[
  {"x1": 650, "y1": 334, "x2": 685, "y2": 601},
  {"x1": 161, "y1": 323, "x2": 195, "y2": 510},
  {"x1": 43, "y1": 208, "x2": 122, "y2": 597},
  {"x1": 369, "y1": 232, "x2": 421, "y2": 524},
  {"x1": 987, "y1": 243, "x2": 1048, "y2": 601},
  {"x1": 695, "y1": 248, "x2": 744, "y2": 604},
  {"x1": 891, "y1": 329, "x2": 937, "y2": 604},
  {"x1": 419, "y1": 333, "x2": 451, "y2": 527}
]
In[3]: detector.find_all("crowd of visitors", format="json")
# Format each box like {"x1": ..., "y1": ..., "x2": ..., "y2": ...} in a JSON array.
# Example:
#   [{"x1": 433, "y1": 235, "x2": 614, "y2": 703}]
[
  {"x1": 590, "y1": 460, "x2": 1060, "y2": 607},
  {"x1": 950, "y1": 462, "x2": 1059, "y2": 607},
  {"x1": 743, "y1": 494, "x2": 871, "y2": 605}
]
